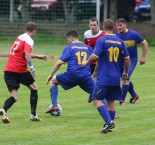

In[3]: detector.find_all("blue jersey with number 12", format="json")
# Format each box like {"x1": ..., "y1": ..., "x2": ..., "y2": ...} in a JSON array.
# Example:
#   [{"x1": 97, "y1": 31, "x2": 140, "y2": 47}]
[
  {"x1": 93, "y1": 34, "x2": 129, "y2": 86},
  {"x1": 59, "y1": 42, "x2": 93, "y2": 77}
]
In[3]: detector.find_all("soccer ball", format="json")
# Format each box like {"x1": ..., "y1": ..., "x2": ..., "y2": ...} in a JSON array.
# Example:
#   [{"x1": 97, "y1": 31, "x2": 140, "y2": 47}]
[{"x1": 49, "y1": 104, "x2": 62, "y2": 116}]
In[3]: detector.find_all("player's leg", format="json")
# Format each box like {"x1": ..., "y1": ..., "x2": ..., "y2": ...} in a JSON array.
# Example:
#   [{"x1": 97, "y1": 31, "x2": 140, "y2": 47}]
[
  {"x1": 0, "y1": 72, "x2": 18, "y2": 123},
  {"x1": 46, "y1": 72, "x2": 76, "y2": 113},
  {"x1": 128, "y1": 81, "x2": 139, "y2": 103},
  {"x1": 45, "y1": 75, "x2": 59, "y2": 113},
  {"x1": 19, "y1": 72, "x2": 41, "y2": 122},
  {"x1": 92, "y1": 86, "x2": 115, "y2": 133},
  {"x1": 120, "y1": 79, "x2": 129, "y2": 105},
  {"x1": 87, "y1": 63, "x2": 96, "y2": 103},
  {"x1": 127, "y1": 59, "x2": 139, "y2": 103},
  {"x1": 29, "y1": 82, "x2": 41, "y2": 121},
  {"x1": 94, "y1": 100, "x2": 115, "y2": 133}
]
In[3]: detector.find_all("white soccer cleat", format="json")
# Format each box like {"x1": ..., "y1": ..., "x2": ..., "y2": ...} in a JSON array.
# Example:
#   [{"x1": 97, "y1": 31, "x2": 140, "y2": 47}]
[
  {"x1": 30, "y1": 114, "x2": 42, "y2": 122},
  {"x1": 0, "y1": 109, "x2": 10, "y2": 123}
]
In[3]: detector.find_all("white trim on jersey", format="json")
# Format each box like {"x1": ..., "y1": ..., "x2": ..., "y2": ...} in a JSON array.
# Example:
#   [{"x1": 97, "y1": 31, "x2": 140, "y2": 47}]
[
  {"x1": 18, "y1": 33, "x2": 34, "y2": 48},
  {"x1": 84, "y1": 30, "x2": 103, "y2": 39}
]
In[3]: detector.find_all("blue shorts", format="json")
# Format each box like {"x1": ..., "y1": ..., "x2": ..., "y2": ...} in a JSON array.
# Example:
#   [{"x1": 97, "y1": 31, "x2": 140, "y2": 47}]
[
  {"x1": 92, "y1": 86, "x2": 121, "y2": 101},
  {"x1": 56, "y1": 72, "x2": 94, "y2": 95}
]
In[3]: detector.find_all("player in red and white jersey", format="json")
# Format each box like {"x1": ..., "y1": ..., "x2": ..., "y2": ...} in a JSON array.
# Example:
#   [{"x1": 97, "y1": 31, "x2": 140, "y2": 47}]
[
  {"x1": 84, "y1": 18, "x2": 104, "y2": 75},
  {"x1": 4, "y1": 33, "x2": 34, "y2": 72},
  {"x1": 0, "y1": 22, "x2": 47, "y2": 123}
]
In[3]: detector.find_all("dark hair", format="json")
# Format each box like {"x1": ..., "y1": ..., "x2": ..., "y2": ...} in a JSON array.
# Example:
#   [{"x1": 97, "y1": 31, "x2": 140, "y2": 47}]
[
  {"x1": 89, "y1": 17, "x2": 98, "y2": 24},
  {"x1": 116, "y1": 18, "x2": 126, "y2": 24},
  {"x1": 66, "y1": 30, "x2": 78, "y2": 38},
  {"x1": 25, "y1": 22, "x2": 36, "y2": 32},
  {"x1": 103, "y1": 19, "x2": 114, "y2": 31}
]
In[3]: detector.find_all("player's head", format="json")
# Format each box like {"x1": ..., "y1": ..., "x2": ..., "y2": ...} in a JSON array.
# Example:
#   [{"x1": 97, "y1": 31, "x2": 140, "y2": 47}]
[
  {"x1": 66, "y1": 30, "x2": 78, "y2": 43},
  {"x1": 115, "y1": 18, "x2": 127, "y2": 34},
  {"x1": 25, "y1": 22, "x2": 36, "y2": 37},
  {"x1": 89, "y1": 18, "x2": 99, "y2": 34},
  {"x1": 102, "y1": 19, "x2": 114, "y2": 33}
]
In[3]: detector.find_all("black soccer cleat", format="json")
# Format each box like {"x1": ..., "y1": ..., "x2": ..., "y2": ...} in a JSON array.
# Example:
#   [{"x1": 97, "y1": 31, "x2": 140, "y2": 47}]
[
  {"x1": 129, "y1": 96, "x2": 139, "y2": 103},
  {"x1": 100, "y1": 121, "x2": 115, "y2": 134},
  {"x1": 88, "y1": 95, "x2": 92, "y2": 103}
]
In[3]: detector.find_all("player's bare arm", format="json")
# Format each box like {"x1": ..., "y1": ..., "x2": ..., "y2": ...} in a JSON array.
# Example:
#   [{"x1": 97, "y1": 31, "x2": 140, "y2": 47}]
[
  {"x1": 25, "y1": 51, "x2": 36, "y2": 77},
  {"x1": 122, "y1": 57, "x2": 130, "y2": 80},
  {"x1": 31, "y1": 54, "x2": 47, "y2": 61},
  {"x1": 82, "y1": 54, "x2": 98, "y2": 67},
  {"x1": 46, "y1": 60, "x2": 64, "y2": 85},
  {"x1": 140, "y1": 40, "x2": 148, "y2": 65},
  {"x1": 92, "y1": 61, "x2": 98, "y2": 80}
]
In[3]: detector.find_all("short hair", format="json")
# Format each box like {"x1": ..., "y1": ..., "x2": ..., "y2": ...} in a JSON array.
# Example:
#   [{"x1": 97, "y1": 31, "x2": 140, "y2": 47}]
[
  {"x1": 116, "y1": 18, "x2": 126, "y2": 24},
  {"x1": 103, "y1": 19, "x2": 114, "y2": 31},
  {"x1": 89, "y1": 17, "x2": 99, "y2": 25},
  {"x1": 66, "y1": 30, "x2": 78, "y2": 38},
  {"x1": 25, "y1": 22, "x2": 36, "y2": 32}
]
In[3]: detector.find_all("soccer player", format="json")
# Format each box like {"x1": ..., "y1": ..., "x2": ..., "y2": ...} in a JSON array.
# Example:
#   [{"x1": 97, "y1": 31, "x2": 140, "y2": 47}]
[
  {"x1": 45, "y1": 30, "x2": 94, "y2": 114},
  {"x1": 0, "y1": 22, "x2": 47, "y2": 123},
  {"x1": 84, "y1": 18, "x2": 106, "y2": 104},
  {"x1": 82, "y1": 19, "x2": 130, "y2": 133},
  {"x1": 115, "y1": 18, "x2": 148, "y2": 105},
  {"x1": 84, "y1": 17, "x2": 104, "y2": 75}
]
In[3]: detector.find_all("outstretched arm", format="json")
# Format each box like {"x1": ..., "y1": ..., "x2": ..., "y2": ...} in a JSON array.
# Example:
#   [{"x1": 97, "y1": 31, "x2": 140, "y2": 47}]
[
  {"x1": 82, "y1": 54, "x2": 98, "y2": 67},
  {"x1": 46, "y1": 60, "x2": 64, "y2": 85},
  {"x1": 31, "y1": 54, "x2": 47, "y2": 61},
  {"x1": 140, "y1": 40, "x2": 148, "y2": 65}
]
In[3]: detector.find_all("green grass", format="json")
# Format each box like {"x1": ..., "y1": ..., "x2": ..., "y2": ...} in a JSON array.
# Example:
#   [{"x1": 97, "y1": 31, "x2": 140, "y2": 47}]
[{"x1": 0, "y1": 43, "x2": 155, "y2": 145}]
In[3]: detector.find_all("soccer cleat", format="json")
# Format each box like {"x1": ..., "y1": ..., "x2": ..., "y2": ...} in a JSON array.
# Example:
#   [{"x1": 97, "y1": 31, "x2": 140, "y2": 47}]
[
  {"x1": 130, "y1": 96, "x2": 139, "y2": 103},
  {"x1": 100, "y1": 121, "x2": 115, "y2": 133},
  {"x1": 119, "y1": 100, "x2": 125, "y2": 105},
  {"x1": 30, "y1": 114, "x2": 42, "y2": 122},
  {"x1": 114, "y1": 114, "x2": 120, "y2": 119},
  {"x1": 45, "y1": 105, "x2": 59, "y2": 113},
  {"x1": 0, "y1": 109, "x2": 10, "y2": 123},
  {"x1": 88, "y1": 95, "x2": 92, "y2": 103}
]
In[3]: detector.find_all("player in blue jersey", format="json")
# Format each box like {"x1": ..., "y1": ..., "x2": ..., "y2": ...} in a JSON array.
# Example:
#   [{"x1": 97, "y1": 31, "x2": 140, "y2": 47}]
[
  {"x1": 45, "y1": 30, "x2": 95, "y2": 113},
  {"x1": 115, "y1": 18, "x2": 148, "y2": 105},
  {"x1": 82, "y1": 19, "x2": 130, "y2": 133}
]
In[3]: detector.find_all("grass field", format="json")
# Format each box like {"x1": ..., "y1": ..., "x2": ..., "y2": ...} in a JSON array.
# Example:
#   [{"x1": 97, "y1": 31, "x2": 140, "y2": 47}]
[{"x1": 0, "y1": 42, "x2": 155, "y2": 145}]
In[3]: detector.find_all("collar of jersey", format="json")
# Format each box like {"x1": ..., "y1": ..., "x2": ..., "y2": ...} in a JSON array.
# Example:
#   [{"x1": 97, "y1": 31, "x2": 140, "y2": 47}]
[{"x1": 72, "y1": 41, "x2": 82, "y2": 43}]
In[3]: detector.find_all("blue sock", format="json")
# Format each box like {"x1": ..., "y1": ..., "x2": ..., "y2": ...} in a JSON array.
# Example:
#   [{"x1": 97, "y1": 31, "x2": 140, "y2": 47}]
[
  {"x1": 102, "y1": 99, "x2": 107, "y2": 107},
  {"x1": 109, "y1": 110, "x2": 115, "y2": 121},
  {"x1": 121, "y1": 84, "x2": 129, "y2": 101},
  {"x1": 50, "y1": 85, "x2": 58, "y2": 107},
  {"x1": 97, "y1": 105, "x2": 112, "y2": 124},
  {"x1": 128, "y1": 81, "x2": 137, "y2": 97}
]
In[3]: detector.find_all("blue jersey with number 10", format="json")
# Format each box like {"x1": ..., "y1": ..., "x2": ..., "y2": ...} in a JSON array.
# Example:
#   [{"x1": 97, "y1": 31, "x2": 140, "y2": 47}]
[
  {"x1": 93, "y1": 34, "x2": 129, "y2": 86},
  {"x1": 59, "y1": 42, "x2": 93, "y2": 77}
]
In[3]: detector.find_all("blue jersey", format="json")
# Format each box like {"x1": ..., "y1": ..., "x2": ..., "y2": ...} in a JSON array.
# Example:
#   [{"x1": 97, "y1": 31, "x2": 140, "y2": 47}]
[
  {"x1": 93, "y1": 34, "x2": 129, "y2": 86},
  {"x1": 115, "y1": 29, "x2": 144, "y2": 59},
  {"x1": 59, "y1": 42, "x2": 93, "y2": 77}
]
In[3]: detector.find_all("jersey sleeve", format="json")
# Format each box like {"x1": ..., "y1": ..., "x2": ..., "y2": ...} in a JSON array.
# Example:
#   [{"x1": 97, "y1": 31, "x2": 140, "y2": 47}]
[
  {"x1": 59, "y1": 46, "x2": 71, "y2": 62},
  {"x1": 24, "y1": 42, "x2": 32, "y2": 53},
  {"x1": 93, "y1": 38, "x2": 103, "y2": 57},
  {"x1": 133, "y1": 31, "x2": 144, "y2": 45}
]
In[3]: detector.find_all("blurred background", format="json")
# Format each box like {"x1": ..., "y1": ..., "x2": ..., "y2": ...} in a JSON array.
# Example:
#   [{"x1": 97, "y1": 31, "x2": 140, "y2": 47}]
[{"x1": 0, "y1": 0, "x2": 155, "y2": 46}]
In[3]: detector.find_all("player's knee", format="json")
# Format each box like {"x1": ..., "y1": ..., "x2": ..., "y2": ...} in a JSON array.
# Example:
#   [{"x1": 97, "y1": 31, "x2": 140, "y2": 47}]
[{"x1": 123, "y1": 79, "x2": 129, "y2": 85}]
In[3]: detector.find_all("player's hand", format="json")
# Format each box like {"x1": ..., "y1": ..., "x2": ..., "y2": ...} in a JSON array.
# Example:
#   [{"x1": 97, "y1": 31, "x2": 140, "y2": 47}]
[
  {"x1": 38, "y1": 55, "x2": 47, "y2": 61},
  {"x1": 140, "y1": 57, "x2": 145, "y2": 65},
  {"x1": 82, "y1": 60, "x2": 88, "y2": 67},
  {"x1": 31, "y1": 70, "x2": 36, "y2": 77},
  {"x1": 122, "y1": 72, "x2": 128, "y2": 80},
  {"x1": 46, "y1": 74, "x2": 53, "y2": 85}
]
